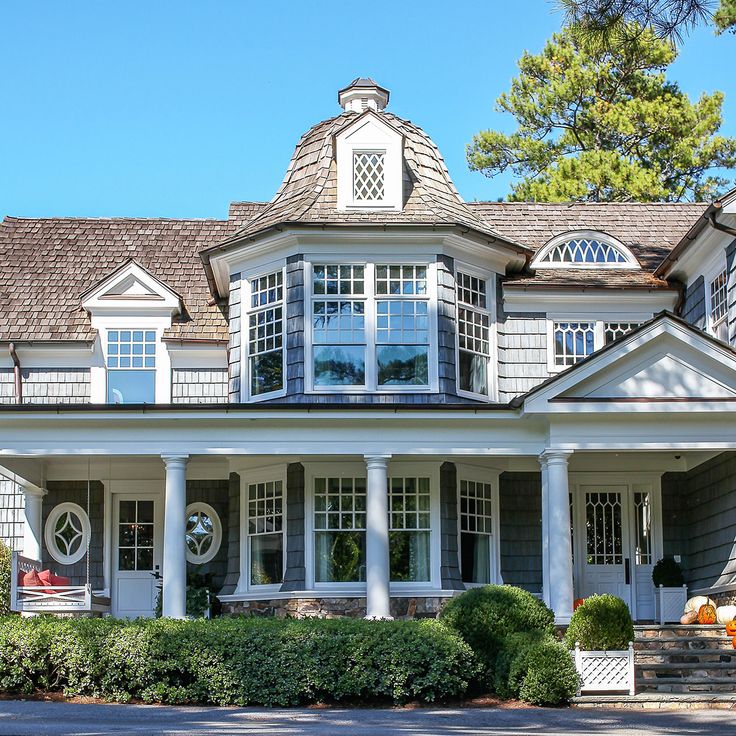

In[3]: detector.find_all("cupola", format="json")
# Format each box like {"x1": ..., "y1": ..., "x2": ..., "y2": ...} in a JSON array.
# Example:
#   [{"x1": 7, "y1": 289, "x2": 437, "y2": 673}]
[{"x1": 338, "y1": 78, "x2": 390, "y2": 113}]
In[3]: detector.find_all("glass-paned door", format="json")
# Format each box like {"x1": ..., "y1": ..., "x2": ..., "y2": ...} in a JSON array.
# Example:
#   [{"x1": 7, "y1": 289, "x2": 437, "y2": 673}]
[{"x1": 112, "y1": 495, "x2": 162, "y2": 618}]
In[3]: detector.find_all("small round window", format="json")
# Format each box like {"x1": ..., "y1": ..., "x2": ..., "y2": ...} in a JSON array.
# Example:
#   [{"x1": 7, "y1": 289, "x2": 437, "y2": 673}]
[
  {"x1": 185, "y1": 503, "x2": 222, "y2": 564},
  {"x1": 44, "y1": 503, "x2": 91, "y2": 565}
]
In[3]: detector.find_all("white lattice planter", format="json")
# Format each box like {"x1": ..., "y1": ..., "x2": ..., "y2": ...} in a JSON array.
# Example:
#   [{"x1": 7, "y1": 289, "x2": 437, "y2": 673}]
[
  {"x1": 655, "y1": 584, "x2": 688, "y2": 624},
  {"x1": 574, "y1": 642, "x2": 635, "y2": 696}
]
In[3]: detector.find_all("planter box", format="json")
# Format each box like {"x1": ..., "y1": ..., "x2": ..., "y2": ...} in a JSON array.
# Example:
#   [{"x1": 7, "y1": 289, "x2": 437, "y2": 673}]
[
  {"x1": 655, "y1": 584, "x2": 688, "y2": 624},
  {"x1": 574, "y1": 642, "x2": 635, "y2": 696}
]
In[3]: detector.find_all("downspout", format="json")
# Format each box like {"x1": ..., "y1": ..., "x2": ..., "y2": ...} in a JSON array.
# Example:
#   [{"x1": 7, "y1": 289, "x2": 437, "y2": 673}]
[{"x1": 8, "y1": 344, "x2": 21, "y2": 404}]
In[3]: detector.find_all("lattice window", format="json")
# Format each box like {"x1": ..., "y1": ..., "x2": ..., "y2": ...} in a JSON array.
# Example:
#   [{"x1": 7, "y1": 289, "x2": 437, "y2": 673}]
[
  {"x1": 247, "y1": 479, "x2": 284, "y2": 587},
  {"x1": 457, "y1": 272, "x2": 487, "y2": 309},
  {"x1": 107, "y1": 330, "x2": 156, "y2": 369},
  {"x1": 313, "y1": 265, "x2": 365, "y2": 296},
  {"x1": 709, "y1": 269, "x2": 728, "y2": 341},
  {"x1": 314, "y1": 477, "x2": 366, "y2": 531},
  {"x1": 248, "y1": 269, "x2": 284, "y2": 397},
  {"x1": 376, "y1": 300, "x2": 429, "y2": 344},
  {"x1": 633, "y1": 491, "x2": 652, "y2": 565},
  {"x1": 554, "y1": 322, "x2": 595, "y2": 367},
  {"x1": 353, "y1": 151, "x2": 385, "y2": 201},
  {"x1": 249, "y1": 307, "x2": 282, "y2": 356},
  {"x1": 458, "y1": 308, "x2": 490, "y2": 356},
  {"x1": 460, "y1": 480, "x2": 492, "y2": 534},
  {"x1": 604, "y1": 322, "x2": 640, "y2": 344},
  {"x1": 313, "y1": 301, "x2": 366, "y2": 344},
  {"x1": 585, "y1": 491, "x2": 623, "y2": 566},
  {"x1": 247, "y1": 480, "x2": 283, "y2": 535},
  {"x1": 375, "y1": 265, "x2": 427, "y2": 296},
  {"x1": 251, "y1": 271, "x2": 283, "y2": 308},
  {"x1": 538, "y1": 238, "x2": 629, "y2": 265},
  {"x1": 389, "y1": 477, "x2": 431, "y2": 531},
  {"x1": 457, "y1": 271, "x2": 491, "y2": 397},
  {"x1": 117, "y1": 500, "x2": 154, "y2": 571}
]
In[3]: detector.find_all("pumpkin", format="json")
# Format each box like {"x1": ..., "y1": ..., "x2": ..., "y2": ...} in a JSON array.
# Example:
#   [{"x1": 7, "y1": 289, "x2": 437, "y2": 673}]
[
  {"x1": 698, "y1": 603, "x2": 717, "y2": 625},
  {"x1": 680, "y1": 611, "x2": 698, "y2": 624},
  {"x1": 732, "y1": 636, "x2": 736, "y2": 650},
  {"x1": 573, "y1": 598, "x2": 585, "y2": 611},
  {"x1": 726, "y1": 620, "x2": 736, "y2": 637}
]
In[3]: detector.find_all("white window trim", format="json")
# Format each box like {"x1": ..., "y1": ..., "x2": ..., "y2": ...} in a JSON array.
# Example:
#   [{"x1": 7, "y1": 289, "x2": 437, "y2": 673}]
[
  {"x1": 546, "y1": 314, "x2": 651, "y2": 373},
  {"x1": 241, "y1": 264, "x2": 288, "y2": 403},
  {"x1": 303, "y1": 461, "x2": 442, "y2": 594},
  {"x1": 455, "y1": 464, "x2": 502, "y2": 588},
  {"x1": 304, "y1": 258, "x2": 439, "y2": 394},
  {"x1": 238, "y1": 465, "x2": 288, "y2": 594},
  {"x1": 455, "y1": 262, "x2": 497, "y2": 402},
  {"x1": 185, "y1": 502, "x2": 222, "y2": 564},
  {"x1": 705, "y1": 260, "x2": 729, "y2": 341},
  {"x1": 531, "y1": 230, "x2": 640, "y2": 270},
  {"x1": 45, "y1": 502, "x2": 91, "y2": 566}
]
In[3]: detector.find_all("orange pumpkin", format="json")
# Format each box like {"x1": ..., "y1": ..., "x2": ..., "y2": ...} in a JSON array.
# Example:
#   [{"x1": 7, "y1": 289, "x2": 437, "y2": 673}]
[
  {"x1": 726, "y1": 620, "x2": 736, "y2": 637},
  {"x1": 698, "y1": 603, "x2": 717, "y2": 625},
  {"x1": 573, "y1": 598, "x2": 585, "y2": 611},
  {"x1": 732, "y1": 636, "x2": 736, "y2": 650}
]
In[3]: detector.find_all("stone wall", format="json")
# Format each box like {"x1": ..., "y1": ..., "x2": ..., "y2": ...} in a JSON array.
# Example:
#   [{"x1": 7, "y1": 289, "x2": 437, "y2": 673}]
[{"x1": 221, "y1": 596, "x2": 450, "y2": 619}]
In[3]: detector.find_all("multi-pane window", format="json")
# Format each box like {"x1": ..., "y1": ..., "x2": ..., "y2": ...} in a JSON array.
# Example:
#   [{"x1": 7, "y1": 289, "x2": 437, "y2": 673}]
[
  {"x1": 537, "y1": 238, "x2": 630, "y2": 265},
  {"x1": 310, "y1": 263, "x2": 432, "y2": 390},
  {"x1": 709, "y1": 269, "x2": 728, "y2": 342},
  {"x1": 389, "y1": 476, "x2": 431, "y2": 582},
  {"x1": 604, "y1": 322, "x2": 640, "y2": 344},
  {"x1": 314, "y1": 477, "x2": 367, "y2": 583},
  {"x1": 553, "y1": 322, "x2": 595, "y2": 367},
  {"x1": 118, "y1": 500, "x2": 154, "y2": 571},
  {"x1": 633, "y1": 491, "x2": 652, "y2": 566},
  {"x1": 353, "y1": 151, "x2": 385, "y2": 202},
  {"x1": 247, "y1": 480, "x2": 284, "y2": 586},
  {"x1": 248, "y1": 270, "x2": 284, "y2": 397},
  {"x1": 456, "y1": 271, "x2": 491, "y2": 397},
  {"x1": 459, "y1": 479, "x2": 493, "y2": 584},
  {"x1": 107, "y1": 330, "x2": 156, "y2": 404}
]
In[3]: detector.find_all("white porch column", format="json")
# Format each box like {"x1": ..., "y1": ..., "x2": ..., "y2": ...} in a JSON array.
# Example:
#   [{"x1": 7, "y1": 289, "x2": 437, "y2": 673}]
[
  {"x1": 22, "y1": 487, "x2": 45, "y2": 561},
  {"x1": 364, "y1": 454, "x2": 392, "y2": 620},
  {"x1": 162, "y1": 454, "x2": 188, "y2": 619},
  {"x1": 540, "y1": 450, "x2": 574, "y2": 624},
  {"x1": 539, "y1": 456, "x2": 550, "y2": 608}
]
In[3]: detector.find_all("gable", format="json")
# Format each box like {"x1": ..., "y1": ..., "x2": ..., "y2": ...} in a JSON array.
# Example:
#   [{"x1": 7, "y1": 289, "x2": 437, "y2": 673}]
[
  {"x1": 101, "y1": 273, "x2": 164, "y2": 300},
  {"x1": 524, "y1": 315, "x2": 736, "y2": 413},
  {"x1": 341, "y1": 115, "x2": 399, "y2": 146}
]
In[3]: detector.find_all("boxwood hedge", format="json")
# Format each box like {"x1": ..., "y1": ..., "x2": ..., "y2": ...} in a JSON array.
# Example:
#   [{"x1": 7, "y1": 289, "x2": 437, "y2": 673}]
[{"x1": 0, "y1": 616, "x2": 479, "y2": 706}]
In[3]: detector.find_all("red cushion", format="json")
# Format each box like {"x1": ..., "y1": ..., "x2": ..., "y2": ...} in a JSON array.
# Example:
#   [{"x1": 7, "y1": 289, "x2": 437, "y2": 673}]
[
  {"x1": 49, "y1": 573, "x2": 71, "y2": 587},
  {"x1": 38, "y1": 570, "x2": 71, "y2": 594},
  {"x1": 21, "y1": 570, "x2": 42, "y2": 588}
]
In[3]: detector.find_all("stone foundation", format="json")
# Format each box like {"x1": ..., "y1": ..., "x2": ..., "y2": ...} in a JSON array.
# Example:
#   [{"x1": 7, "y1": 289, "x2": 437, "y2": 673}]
[
  {"x1": 221, "y1": 596, "x2": 449, "y2": 619},
  {"x1": 712, "y1": 591, "x2": 736, "y2": 606}
]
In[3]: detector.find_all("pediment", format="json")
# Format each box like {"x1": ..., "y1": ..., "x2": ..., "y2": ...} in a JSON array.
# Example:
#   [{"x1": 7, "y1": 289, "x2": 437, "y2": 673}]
[
  {"x1": 81, "y1": 260, "x2": 182, "y2": 314},
  {"x1": 524, "y1": 315, "x2": 736, "y2": 412}
]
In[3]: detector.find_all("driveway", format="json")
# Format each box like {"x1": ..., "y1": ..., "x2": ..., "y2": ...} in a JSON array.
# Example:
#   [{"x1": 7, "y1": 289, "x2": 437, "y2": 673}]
[{"x1": 0, "y1": 701, "x2": 731, "y2": 735}]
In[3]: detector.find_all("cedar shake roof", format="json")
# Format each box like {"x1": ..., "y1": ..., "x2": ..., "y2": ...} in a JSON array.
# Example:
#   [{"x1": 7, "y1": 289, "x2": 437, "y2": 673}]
[
  {"x1": 212, "y1": 111, "x2": 525, "y2": 251},
  {"x1": 0, "y1": 217, "x2": 237, "y2": 343}
]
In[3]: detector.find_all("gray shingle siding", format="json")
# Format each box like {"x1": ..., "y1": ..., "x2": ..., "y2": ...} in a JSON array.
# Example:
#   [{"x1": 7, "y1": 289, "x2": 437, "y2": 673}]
[
  {"x1": 220, "y1": 473, "x2": 240, "y2": 595},
  {"x1": 0, "y1": 368, "x2": 91, "y2": 404},
  {"x1": 228, "y1": 273, "x2": 242, "y2": 401},
  {"x1": 186, "y1": 480, "x2": 229, "y2": 590},
  {"x1": 0, "y1": 476, "x2": 24, "y2": 551},
  {"x1": 281, "y1": 462, "x2": 306, "y2": 591},
  {"x1": 0, "y1": 371, "x2": 14, "y2": 404},
  {"x1": 172, "y1": 369, "x2": 228, "y2": 403},
  {"x1": 682, "y1": 275, "x2": 706, "y2": 331},
  {"x1": 661, "y1": 472, "x2": 686, "y2": 559},
  {"x1": 499, "y1": 472, "x2": 542, "y2": 594},
  {"x1": 42, "y1": 481, "x2": 104, "y2": 589},
  {"x1": 727, "y1": 238, "x2": 736, "y2": 344},
  {"x1": 439, "y1": 462, "x2": 463, "y2": 590},
  {"x1": 285, "y1": 255, "x2": 306, "y2": 398}
]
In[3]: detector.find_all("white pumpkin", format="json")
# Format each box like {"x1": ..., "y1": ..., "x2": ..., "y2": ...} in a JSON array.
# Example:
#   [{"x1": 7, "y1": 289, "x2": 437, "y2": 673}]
[
  {"x1": 684, "y1": 596, "x2": 716, "y2": 614},
  {"x1": 716, "y1": 605, "x2": 736, "y2": 624}
]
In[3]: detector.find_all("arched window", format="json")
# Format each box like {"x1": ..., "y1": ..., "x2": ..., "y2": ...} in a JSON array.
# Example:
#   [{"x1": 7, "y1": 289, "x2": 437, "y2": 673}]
[
  {"x1": 185, "y1": 503, "x2": 222, "y2": 564},
  {"x1": 532, "y1": 231, "x2": 639, "y2": 269},
  {"x1": 45, "y1": 503, "x2": 91, "y2": 565}
]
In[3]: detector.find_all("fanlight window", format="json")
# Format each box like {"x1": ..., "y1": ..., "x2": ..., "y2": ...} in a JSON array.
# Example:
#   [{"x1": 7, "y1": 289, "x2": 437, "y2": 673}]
[
  {"x1": 185, "y1": 503, "x2": 222, "y2": 564},
  {"x1": 533, "y1": 233, "x2": 638, "y2": 268},
  {"x1": 45, "y1": 503, "x2": 92, "y2": 566}
]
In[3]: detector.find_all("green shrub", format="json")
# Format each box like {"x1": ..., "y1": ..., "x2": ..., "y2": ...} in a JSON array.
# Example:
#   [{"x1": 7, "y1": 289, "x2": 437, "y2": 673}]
[
  {"x1": 0, "y1": 543, "x2": 11, "y2": 617},
  {"x1": 652, "y1": 557, "x2": 684, "y2": 588},
  {"x1": 0, "y1": 616, "x2": 479, "y2": 706},
  {"x1": 440, "y1": 585, "x2": 554, "y2": 680},
  {"x1": 493, "y1": 632, "x2": 542, "y2": 698},
  {"x1": 564, "y1": 594, "x2": 634, "y2": 651},
  {"x1": 516, "y1": 638, "x2": 579, "y2": 706}
]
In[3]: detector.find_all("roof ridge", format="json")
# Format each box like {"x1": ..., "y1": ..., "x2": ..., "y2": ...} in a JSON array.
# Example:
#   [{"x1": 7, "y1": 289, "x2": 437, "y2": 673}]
[{"x1": 2, "y1": 215, "x2": 228, "y2": 223}]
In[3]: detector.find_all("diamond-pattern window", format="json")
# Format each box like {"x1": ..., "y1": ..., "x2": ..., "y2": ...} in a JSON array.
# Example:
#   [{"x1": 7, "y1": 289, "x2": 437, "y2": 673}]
[
  {"x1": 585, "y1": 491, "x2": 623, "y2": 566},
  {"x1": 539, "y1": 238, "x2": 629, "y2": 265},
  {"x1": 553, "y1": 322, "x2": 595, "y2": 366},
  {"x1": 354, "y1": 151, "x2": 385, "y2": 202},
  {"x1": 604, "y1": 322, "x2": 640, "y2": 344}
]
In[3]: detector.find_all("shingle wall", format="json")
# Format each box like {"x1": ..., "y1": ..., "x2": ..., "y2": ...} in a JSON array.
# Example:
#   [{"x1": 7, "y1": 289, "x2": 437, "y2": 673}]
[
  {"x1": 228, "y1": 273, "x2": 242, "y2": 401},
  {"x1": 186, "y1": 480, "x2": 229, "y2": 590},
  {"x1": 281, "y1": 462, "x2": 306, "y2": 591},
  {"x1": 0, "y1": 476, "x2": 24, "y2": 552},
  {"x1": 172, "y1": 369, "x2": 228, "y2": 403},
  {"x1": 0, "y1": 369, "x2": 90, "y2": 404},
  {"x1": 682, "y1": 275, "x2": 706, "y2": 331},
  {"x1": 439, "y1": 462, "x2": 463, "y2": 590},
  {"x1": 220, "y1": 473, "x2": 240, "y2": 595}
]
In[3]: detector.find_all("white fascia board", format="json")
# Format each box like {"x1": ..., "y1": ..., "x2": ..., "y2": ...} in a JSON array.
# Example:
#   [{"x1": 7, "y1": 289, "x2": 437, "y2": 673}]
[
  {"x1": 523, "y1": 317, "x2": 736, "y2": 413},
  {"x1": 0, "y1": 343, "x2": 94, "y2": 369},
  {"x1": 503, "y1": 288, "x2": 677, "y2": 315},
  {"x1": 666, "y1": 226, "x2": 729, "y2": 284},
  {"x1": 210, "y1": 228, "x2": 527, "y2": 296},
  {"x1": 167, "y1": 343, "x2": 228, "y2": 369}
]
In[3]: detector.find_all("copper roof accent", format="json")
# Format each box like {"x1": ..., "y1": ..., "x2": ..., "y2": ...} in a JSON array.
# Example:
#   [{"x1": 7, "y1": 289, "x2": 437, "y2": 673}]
[
  {"x1": 207, "y1": 111, "x2": 528, "y2": 255},
  {"x1": 0, "y1": 216, "x2": 237, "y2": 342}
]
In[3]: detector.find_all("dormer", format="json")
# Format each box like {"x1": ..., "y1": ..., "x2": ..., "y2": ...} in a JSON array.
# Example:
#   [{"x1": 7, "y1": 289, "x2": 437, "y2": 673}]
[{"x1": 336, "y1": 80, "x2": 403, "y2": 212}]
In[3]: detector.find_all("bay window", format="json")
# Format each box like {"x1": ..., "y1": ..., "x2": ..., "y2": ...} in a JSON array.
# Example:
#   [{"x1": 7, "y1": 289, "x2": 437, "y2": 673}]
[
  {"x1": 247, "y1": 270, "x2": 285, "y2": 399},
  {"x1": 456, "y1": 270, "x2": 492, "y2": 397},
  {"x1": 309, "y1": 262, "x2": 434, "y2": 391}
]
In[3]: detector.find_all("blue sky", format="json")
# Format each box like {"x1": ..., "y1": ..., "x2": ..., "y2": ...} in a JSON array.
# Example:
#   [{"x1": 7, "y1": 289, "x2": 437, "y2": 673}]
[{"x1": 1, "y1": 1, "x2": 734, "y2": 219}]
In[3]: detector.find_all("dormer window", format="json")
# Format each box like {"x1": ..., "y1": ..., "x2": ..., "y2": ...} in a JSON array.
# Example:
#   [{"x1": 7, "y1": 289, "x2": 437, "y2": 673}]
[
  {"x1": 353, "y1": 151, "x2": 385, "y2": 202},
  {"x1": 532, "y1": 231, "x2": 639, "y2": 269},
  {"x1": 106, "y1": 329, "x2": 156, "y2": 403}
]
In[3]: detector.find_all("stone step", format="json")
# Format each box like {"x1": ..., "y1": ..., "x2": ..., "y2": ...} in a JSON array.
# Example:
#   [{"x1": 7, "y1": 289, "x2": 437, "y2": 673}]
[
  {"x1": 635, "y1": 625, "x2": 728, "y2": 640},
  {"x1": 572, "y1": 693, "x2": 736, "y2": 709},
  {"x1": 636, "y1": 649, "x2": 736, "y2": 663},
  {"x1": 635, "y1": 636, "x2": 734, "y2": 650},
  {"x1": 639, "y1": 662, "x2": 736, "y2": 674},
  {"x1": 637, "y1": 679, "x2": 736, "y2": 694}
]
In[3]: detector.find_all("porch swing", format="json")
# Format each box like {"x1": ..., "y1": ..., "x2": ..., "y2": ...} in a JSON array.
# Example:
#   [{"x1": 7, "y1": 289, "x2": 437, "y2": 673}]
[{"x1": 11, "y1": 461, "x2": 111, "y2": 615}]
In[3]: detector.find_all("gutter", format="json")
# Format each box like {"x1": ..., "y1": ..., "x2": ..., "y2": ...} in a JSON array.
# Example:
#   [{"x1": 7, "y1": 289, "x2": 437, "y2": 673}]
[
  {"x1": 709, "y1": 204, "x2": 736, "y2": 238},
  {"x1": 8, "y1": 344, "x2": 21, "y2": 405}
]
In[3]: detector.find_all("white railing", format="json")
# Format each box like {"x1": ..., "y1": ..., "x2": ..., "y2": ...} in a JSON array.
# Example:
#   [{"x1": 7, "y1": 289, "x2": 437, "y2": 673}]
[{"x1": 574, "y1": 642, "x2": 635, "y2": 696}]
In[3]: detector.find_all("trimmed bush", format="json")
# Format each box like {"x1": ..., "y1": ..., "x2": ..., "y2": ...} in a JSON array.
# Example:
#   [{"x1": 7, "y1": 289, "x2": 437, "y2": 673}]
[
  {"x1": 564, "y1": 594, "x2": 634, "y2": 651},
  {"x1": 652, "y1": 557, "x2": 684, "y2": 588},
  {"x1": 0, "y1": 616, "x2": 479, "y2": 706},
  {"x1": 493, "y1": 632, "x2": 542, "y2": 698},
  {"x1": 0, "y1": 543, "x2": 10, "y2": 617},
  {"x1": 516, "y1": 638, "x2": 579, "y2": 706},
  {"x1": 440, "y1": 585, "x2": 554, "y2": 679}
]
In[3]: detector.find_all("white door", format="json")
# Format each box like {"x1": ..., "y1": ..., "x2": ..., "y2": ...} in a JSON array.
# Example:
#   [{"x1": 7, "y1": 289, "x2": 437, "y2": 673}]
[
  {"x1": 578, "y1": 485, "x2": 632, "y2": 609},
  {"x1": 112, "y1": 494, "x2": 163, "y2": 618}
]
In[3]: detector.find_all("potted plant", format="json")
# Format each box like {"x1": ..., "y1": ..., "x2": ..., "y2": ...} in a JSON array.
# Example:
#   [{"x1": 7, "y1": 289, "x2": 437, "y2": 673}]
[{"x1": 652, "y1": 557, "x2": 687, "y2": 624}]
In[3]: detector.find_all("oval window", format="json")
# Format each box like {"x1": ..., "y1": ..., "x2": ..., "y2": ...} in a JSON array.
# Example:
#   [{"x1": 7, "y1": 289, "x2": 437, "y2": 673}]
[
  {"x1": 44, "y1": 503, "x2": 91, "y2": 565},
  {"x1": 185, "y1": 503, "x2": 222, "y2": 564}
]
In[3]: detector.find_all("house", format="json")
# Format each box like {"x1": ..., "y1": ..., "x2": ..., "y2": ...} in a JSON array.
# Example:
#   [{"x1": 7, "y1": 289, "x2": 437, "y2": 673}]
[{"x1": 2, "y1": 78, "x2": 736, "y2": 623}]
